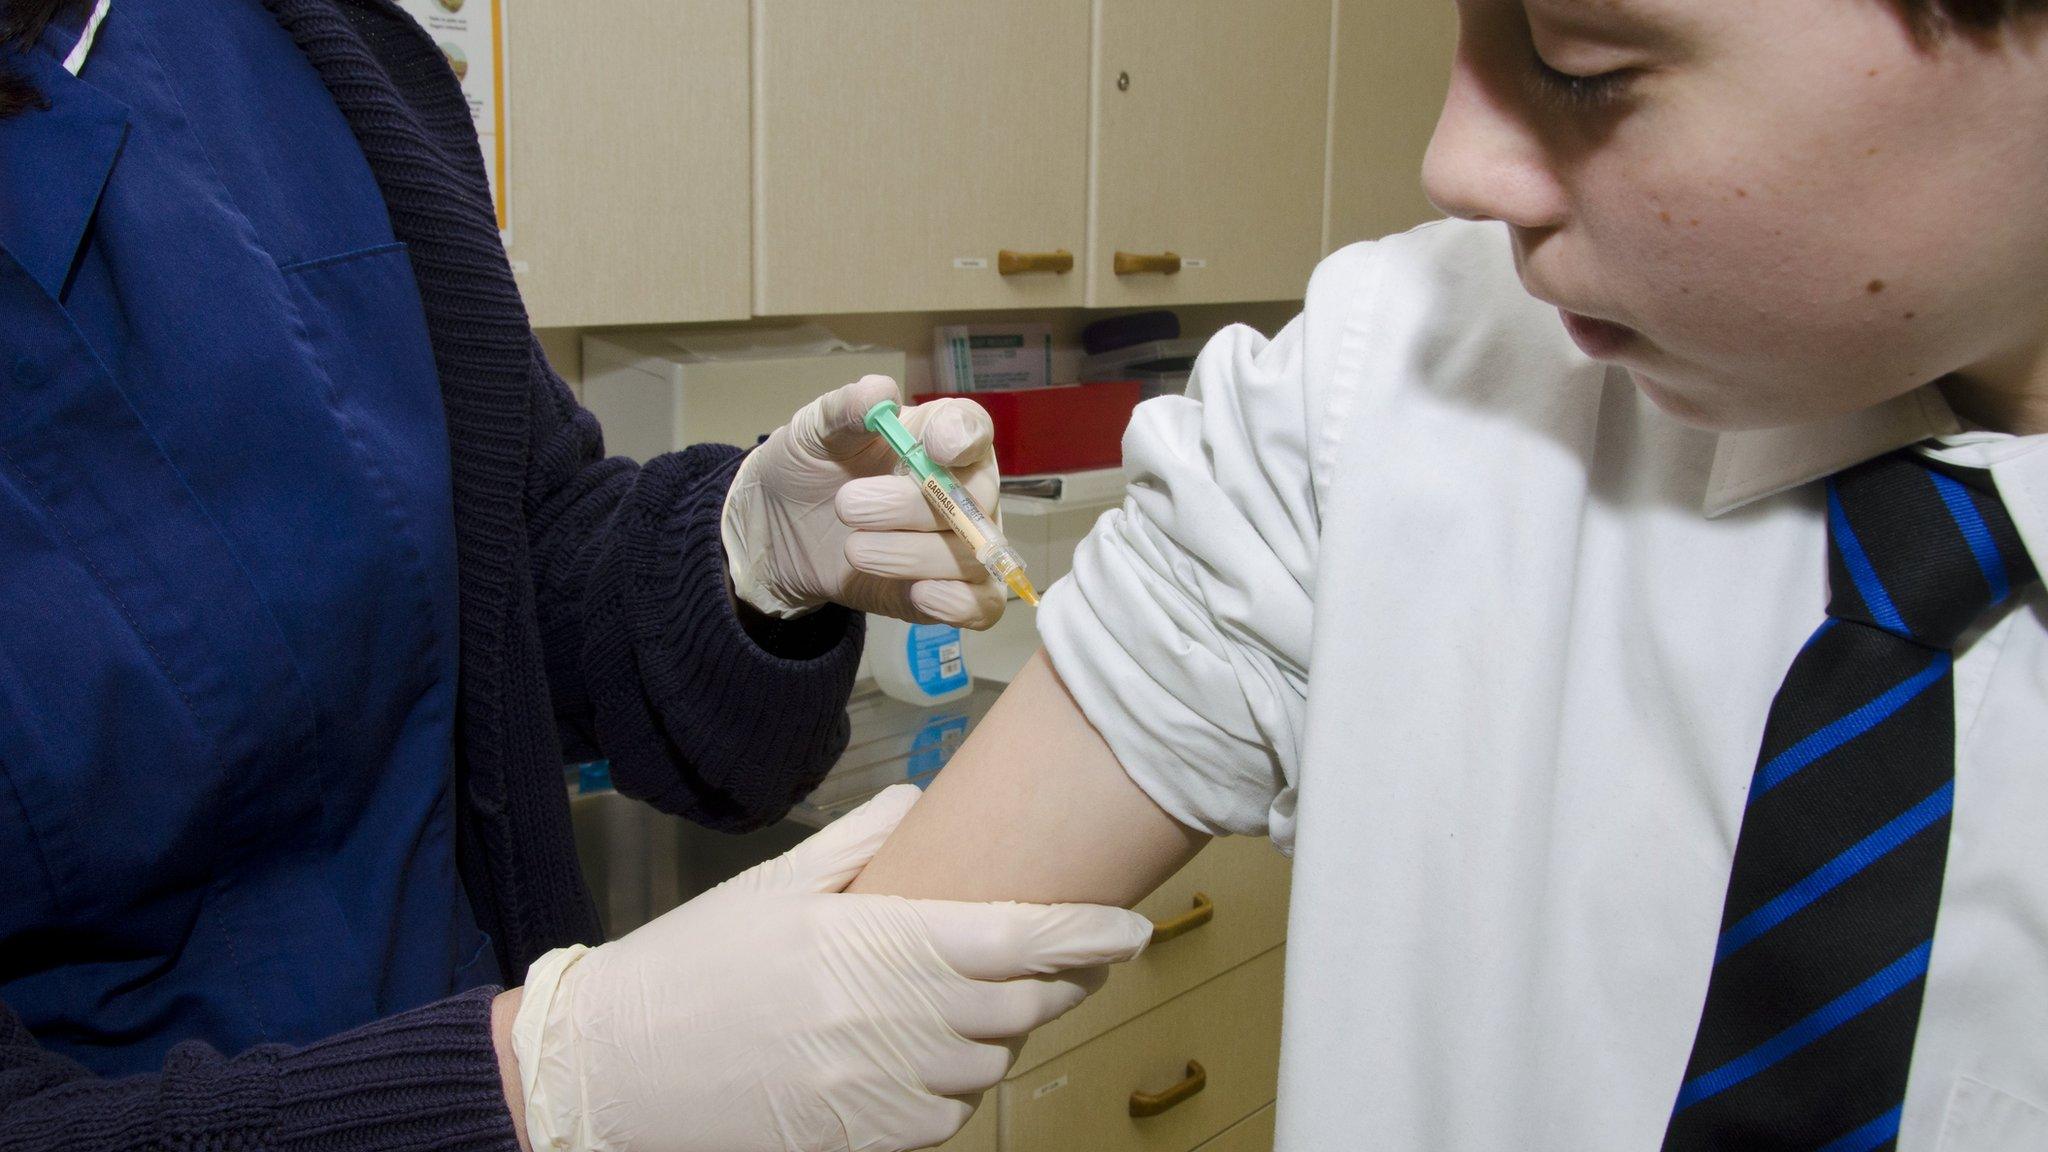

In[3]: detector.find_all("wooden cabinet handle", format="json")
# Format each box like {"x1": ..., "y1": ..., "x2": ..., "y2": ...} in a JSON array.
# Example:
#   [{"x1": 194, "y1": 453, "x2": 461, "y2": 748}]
[
  {"x1": 1128, "y1": 1060, "x2": 1207, "y2": 1118},
  {"x1": 1149, "y1": 891, "x2": 1214, "y2": 945},
  {"x1": 997, "y1": 249, "x2": 1074, "y2": 275},
  {"x1": 1114, "y1": 250, "x2": 1182, "y2": 276}
]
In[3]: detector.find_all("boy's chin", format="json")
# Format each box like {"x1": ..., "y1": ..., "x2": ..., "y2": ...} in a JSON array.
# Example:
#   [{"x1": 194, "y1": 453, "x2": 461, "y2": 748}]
[
  {"x1": 1628, "y1": 369, "x2": 1722, "y2": 429},
  {"x1": 1627, "y1": 367, "x2": 1787, "y2": 433}
]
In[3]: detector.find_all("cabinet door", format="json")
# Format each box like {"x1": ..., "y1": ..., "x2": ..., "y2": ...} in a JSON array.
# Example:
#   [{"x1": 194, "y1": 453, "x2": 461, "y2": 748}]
[
  {"x1": 1324, "y1": 0, "x2": 1458, "y2": 252},
  {"x1": 1088, "y1": 0, "x2": 1333, "y2": 308},
  {"x1": 505, "y1": 1, "x2": 752, "y2": 328},
  {"x1": 754, "y1": 1, "x2": 1092, "y2": 315}
]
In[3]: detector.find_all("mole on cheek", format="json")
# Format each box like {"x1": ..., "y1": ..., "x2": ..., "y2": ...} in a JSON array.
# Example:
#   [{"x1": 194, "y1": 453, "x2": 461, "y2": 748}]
[
  {"x1": 1867, "y1": 279, "x2": 1887, "y2": 294},
  {"x1": 1659, "y1": 210, "x2": 1673, "y2": 224},
  {"x1": 1735, "y1": 188, "x2": 1748, "y2": 198},
  {"x1": 1903, "y1": 311, "x2": 1916, "y2": 320}
]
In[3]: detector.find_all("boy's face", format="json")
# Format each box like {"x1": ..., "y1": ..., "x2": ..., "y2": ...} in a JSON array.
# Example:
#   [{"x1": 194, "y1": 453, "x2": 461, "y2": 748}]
[{"x1": 1423, "y1": 0, "x2": 2048, "y2": 431}]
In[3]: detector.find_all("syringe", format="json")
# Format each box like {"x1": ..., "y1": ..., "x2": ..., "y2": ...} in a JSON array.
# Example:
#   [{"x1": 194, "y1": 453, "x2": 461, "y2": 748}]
[{"x1": 862, "y1": 400, "x2": 1041, "y2": 606}]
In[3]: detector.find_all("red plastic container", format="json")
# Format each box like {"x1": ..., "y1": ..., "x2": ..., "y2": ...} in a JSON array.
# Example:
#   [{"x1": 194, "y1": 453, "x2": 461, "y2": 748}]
[{"x1": 912, "y1": 381, "x2": 1143, "y2": 475}]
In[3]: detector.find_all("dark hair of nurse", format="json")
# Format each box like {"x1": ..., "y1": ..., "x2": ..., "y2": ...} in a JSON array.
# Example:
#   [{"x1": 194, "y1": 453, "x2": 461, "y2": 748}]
[{"x1": 1, "y1": 0, "x2": 84, "y2": 115}]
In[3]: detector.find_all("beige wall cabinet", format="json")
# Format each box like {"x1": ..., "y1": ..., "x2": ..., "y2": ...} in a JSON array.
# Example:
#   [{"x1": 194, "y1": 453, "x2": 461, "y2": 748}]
[
  {"x1": 752, "y1": 1, "x2": 1093, "y2": 315},
  {"x1": 1324, "y1": 0, "x2": 1459, "y2": 252},
  {"x1": 506, "y1": 1, "x2": 753, "y2": 328},
  {"x1": 1085, "y1": 0, "x2": 1333, "y2": 308}
]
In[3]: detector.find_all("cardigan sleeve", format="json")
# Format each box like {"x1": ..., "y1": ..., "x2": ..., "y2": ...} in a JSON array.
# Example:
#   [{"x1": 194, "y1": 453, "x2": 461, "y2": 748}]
[
  {"x1": 0, "y1": 988, "x2": 517, "y2": 1152},
  {"x1": 522, "y1": 337, "x2": 863, "y2": 831}
]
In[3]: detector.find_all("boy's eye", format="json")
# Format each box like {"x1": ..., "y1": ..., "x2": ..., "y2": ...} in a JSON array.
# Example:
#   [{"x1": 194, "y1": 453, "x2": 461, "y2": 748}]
[{"x1": 1528, "y1": 50, "x2": 1637, "y2": 112}]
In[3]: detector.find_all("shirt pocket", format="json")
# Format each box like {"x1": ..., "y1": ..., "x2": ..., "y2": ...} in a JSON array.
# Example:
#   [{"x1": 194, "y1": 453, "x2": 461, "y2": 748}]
[
  {"x1": 0, "y1": 288, "x2": 321, "y2": 933},
  {"x1": 1939, "y1": 1076, "x2": 2048, "y2": 1152}
]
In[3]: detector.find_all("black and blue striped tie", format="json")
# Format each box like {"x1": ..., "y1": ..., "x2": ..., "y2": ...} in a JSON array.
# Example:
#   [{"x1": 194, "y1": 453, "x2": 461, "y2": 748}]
[{"x1": 1662, "y1": 451, "x2": 2038, "y2": 1152}]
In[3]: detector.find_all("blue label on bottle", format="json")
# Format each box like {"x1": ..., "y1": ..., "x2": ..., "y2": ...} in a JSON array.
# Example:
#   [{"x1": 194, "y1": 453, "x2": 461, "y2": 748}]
[
  {"x1": 907, "y1": 713, "x2": 972, "y2": 788},
  {"x1": 904, "y1": 623, "x2": 970, "y2": 697},
  {"x1": 574, "y1": 760, "x2": 613, "y2": 795}
]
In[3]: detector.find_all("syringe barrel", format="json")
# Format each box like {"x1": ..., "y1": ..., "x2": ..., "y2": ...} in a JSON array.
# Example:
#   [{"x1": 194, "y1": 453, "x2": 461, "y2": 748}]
[{"x1": 913, "y1": 473, "x2": 1028, "y2": 585}]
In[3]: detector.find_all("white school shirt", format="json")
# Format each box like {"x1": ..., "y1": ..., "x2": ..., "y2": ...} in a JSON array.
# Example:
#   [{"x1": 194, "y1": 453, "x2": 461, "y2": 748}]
[{"x1": 1038, "y1": 218, "x2": 2048, "y2": 1152}]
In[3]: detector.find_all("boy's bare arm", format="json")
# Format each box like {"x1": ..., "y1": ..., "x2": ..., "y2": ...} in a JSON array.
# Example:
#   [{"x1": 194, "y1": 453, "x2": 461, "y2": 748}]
[{"x1": 848, "y1": 649, "x2": 1209, "y2": 906}]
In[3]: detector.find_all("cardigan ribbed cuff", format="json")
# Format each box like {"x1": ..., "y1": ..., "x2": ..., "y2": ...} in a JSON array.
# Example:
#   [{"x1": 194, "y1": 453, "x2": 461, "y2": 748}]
[
  {"x1": 271, "y1": 986, "x2": 517, "y2": 1152},
  {"x1": 582, "y1": 445, "x2": 862, "y2": 831},
  {"x1": 0, "y1": 989, "x2": 516, "y2": 1152}
]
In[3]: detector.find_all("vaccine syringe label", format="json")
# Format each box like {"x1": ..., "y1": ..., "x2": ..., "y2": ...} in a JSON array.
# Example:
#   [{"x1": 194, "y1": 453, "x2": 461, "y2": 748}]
[{"x1": 921, "y1": 475, "x2": 997, "y2": 556}]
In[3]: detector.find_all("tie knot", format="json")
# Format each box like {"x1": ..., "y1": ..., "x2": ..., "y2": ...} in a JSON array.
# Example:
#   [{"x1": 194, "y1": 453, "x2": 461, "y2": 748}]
[{"x1": 1826, "y1": 452, "x2": 2039, "y2": 648}]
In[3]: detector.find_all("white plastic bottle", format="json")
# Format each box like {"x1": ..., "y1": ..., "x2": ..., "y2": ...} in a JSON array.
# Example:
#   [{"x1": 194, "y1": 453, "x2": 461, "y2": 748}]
[{"x1": 868, "y1": 614, "x2": 973, "y2": 705}]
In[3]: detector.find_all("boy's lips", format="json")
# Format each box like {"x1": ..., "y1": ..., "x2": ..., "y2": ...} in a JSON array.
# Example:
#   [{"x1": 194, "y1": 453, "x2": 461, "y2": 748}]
[{"x1": 1559, "y1": 309, "x2": 1639, "y2": 358}]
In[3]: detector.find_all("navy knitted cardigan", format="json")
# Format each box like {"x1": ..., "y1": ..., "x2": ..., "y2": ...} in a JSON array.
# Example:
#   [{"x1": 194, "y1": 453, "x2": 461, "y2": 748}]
[{"x1": 0, "y1": 1, "x2": 862, "y2": 1148}]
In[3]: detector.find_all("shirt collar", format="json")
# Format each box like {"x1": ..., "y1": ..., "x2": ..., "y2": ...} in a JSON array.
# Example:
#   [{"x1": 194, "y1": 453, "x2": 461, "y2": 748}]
[
  {"x1": 1703, "y1": 385, "x2": 1960, "y2": 517},
  {"x1": 1920, "y1": 429, "x2": 2048, "y2": 581},
  {"x1": 1705, "y1": 383, "x2": 2048, "y2": 572}
]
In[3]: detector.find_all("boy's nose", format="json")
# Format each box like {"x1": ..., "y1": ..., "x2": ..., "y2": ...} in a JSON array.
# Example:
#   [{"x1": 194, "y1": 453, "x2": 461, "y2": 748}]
[{"x1": 1422, "y1": 46, "x2": 1569, "y2": 232}]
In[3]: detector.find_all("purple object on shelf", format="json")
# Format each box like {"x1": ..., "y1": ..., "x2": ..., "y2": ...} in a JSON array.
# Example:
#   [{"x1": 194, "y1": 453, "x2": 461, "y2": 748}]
[{"x1": 1082, "y1": 310, "x2": 1180, "y2": 356}]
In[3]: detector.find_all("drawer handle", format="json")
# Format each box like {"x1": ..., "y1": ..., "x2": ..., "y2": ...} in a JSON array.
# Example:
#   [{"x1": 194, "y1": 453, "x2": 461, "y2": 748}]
[
  {"x1": 1128, "y1": 1060, "x2": 1207, "y2": 1118},
  {"x1": 1114, "y1": 250, "x2": 1182, "y2": 276},
  {"x1": 1149, "y1": 891, "x2": 1214, "y2": 945},
  {"x1": 998, "y1": 249, "x2": 1074, "y2": 275}
]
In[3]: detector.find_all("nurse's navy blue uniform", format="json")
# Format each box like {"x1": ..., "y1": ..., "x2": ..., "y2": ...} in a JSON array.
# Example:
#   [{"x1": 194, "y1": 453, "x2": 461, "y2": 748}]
[{"x1": 0, "y1": 0, "x2": 494, "y2": 1076}]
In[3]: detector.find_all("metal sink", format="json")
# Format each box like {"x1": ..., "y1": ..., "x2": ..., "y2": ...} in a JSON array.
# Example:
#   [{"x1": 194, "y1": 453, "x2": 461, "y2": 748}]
[
  {"x1": 567, "y1": 679, "x2": 1004, "y2": 939},
  {"x1": 568, "y1": 782, "x2": 812, "y2": 938}
]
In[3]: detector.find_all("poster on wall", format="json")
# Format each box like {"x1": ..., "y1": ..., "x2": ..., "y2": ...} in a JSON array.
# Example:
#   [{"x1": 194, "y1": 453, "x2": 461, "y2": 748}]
[{"x1": 394, "y1": 0, "x2": 511, "y2": 245}]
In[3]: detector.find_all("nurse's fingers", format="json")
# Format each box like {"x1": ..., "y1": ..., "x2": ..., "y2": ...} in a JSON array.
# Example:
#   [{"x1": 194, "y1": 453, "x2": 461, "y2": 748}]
[
  {"x1": 925, "y1": 969, "x2": 1108, "y2": 1041},
  {"x1": 845, "y1": 530, "x2": 984, "y2": 582},
  {"x1": 892, "y1": 1094, "x2": 978, "y2": 1152},
  {"x1": 838, "y1": 474, "x2": 948, "y2": 531},
  {"x1": 912, "y1": 901, "x2": 1153, "y2": 980},
  {"x1": 836, "y1": 467, "x2": 1002, "y2": 532},
  {"x1": 717, "y1": 784, "x2": 922, "y2": 898},
  {"x1": 794, "y1": 374, "x2": 903, "y2": 460},
  {"x1": 916, "y1": 1041, "x2": 1014, "y2": 1097},
  {"x1": 907, "y1": 579, "x2": 1006, "y2": 630},
  {"x1": 900, "y1": 397, "x2": 994, "y2": 467}
]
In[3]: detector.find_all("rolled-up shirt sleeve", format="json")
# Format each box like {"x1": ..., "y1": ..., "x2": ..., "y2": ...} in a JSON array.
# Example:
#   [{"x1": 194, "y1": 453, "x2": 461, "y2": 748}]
[{"x1": 1041, "y1": 305, "x2": 1334, "y2": 848}]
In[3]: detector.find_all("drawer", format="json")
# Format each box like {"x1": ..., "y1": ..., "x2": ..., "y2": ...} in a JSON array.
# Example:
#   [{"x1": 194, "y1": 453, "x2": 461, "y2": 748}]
[
  {"x1": 1001, "y1": 946, "x2": 1285, "y2": 1152},
  {"x1": 1015, "y1": 835, "x2": 1290, "y2": 1073},
  {"x1": 1195, "y1": 1102, "x2": 1275, "y2": 1152}
]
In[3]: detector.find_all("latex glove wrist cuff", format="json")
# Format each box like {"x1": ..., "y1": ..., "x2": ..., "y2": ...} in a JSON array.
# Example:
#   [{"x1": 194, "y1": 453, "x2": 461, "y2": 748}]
[
  {"x1": 720, "y1": 495, "x2": 819, "y2": 621},
  {"x1": 513, "y1": 944, "x2": 594, "y2": 1152}
]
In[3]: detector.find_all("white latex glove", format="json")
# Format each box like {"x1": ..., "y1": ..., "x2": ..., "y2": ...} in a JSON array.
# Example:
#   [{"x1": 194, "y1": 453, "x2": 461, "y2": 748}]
[
  {"x1": 513, "y1": 785, "x2": 1152, "y2": 1152},
  {"x1": 722, "y1": 375, "x2": 1005, "y2": 627}
]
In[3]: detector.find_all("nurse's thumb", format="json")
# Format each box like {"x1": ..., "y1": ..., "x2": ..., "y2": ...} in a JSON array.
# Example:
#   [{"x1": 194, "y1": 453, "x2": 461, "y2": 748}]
[
  {"x1": 794, "y1": 374, "x2": 902, "y2": 461},
  {"x1": 913, "y1": 901, "x2": 1154, "y2": 980},
  {"x1": 719, "y1": 784, "x2": 923, "y2": 897}
]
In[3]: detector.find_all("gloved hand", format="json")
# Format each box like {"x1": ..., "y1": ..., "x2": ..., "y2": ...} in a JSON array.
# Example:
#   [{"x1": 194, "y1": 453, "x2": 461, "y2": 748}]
[
  {"x1": 511, "y1": 785, "x2": 1152, "y2": 1152},
  {"x1": 722, "y1": 375, "x2": 1005, "y2": 627}
]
